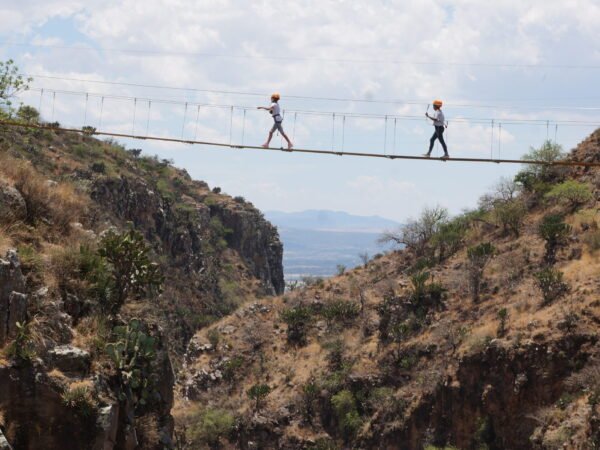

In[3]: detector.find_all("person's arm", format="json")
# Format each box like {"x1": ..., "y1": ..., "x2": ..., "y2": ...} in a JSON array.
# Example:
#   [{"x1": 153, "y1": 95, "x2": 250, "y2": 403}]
[{"x1": 257, "y1": 104, "x2": 275, "y2": 112}]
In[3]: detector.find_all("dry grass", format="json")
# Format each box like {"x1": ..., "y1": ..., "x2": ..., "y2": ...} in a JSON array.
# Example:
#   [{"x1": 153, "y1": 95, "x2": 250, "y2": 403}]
[{"x1": 0, "y1": 154, "x2": 88, "y2": 233}]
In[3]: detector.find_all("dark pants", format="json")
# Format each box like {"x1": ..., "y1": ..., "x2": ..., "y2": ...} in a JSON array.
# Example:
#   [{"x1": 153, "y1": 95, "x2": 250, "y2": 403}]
[{"x1": 429, "y1": 126, "x2": 448, "y2": 154}]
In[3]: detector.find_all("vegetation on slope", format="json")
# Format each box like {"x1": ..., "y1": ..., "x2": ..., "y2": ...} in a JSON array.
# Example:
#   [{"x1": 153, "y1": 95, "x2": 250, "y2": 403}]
[{"x1": 178, "y1": 136, "x2": 600, "y2": 449}]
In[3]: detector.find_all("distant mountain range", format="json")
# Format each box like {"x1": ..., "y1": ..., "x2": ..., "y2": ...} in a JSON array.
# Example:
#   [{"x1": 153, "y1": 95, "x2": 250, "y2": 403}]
[
  {"x1": 264, "y1": 209, "x2": 400, "y2": 233},
  {"x1": 265, "y1": 210, "x2": 401, "y2": 280}
]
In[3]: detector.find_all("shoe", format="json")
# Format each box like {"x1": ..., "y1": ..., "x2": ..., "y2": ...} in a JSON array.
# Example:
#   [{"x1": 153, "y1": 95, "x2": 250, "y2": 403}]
[
  {"x1": 261, "y1": 144, "x2": 269, "y2": 148},
  {"x1": 288, "y1": 143, "x2": 294, "y2": 150},
  {"x1": 422, "y1": 153, "x2": 431, "y2": 157},
  {"x1": 441, "y1": 154, "x2": 449, "y2": 159}
]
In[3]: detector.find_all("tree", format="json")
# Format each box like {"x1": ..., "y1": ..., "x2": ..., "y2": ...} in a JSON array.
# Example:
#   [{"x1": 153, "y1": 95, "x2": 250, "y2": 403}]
[
  {"x1": 545, "y1": 180, "x2": 594, "y2": 212},
  {"x1": 247, "y1": 383, "x2": 270, "y2": 412},
  {"x1": 467, "y1": 243, "x2": 495, "y2": 302},
  {"x1": 97, "y1": 228, "x2": 164, "y2": 314},
  {"x1": 493, "y1": 199, "x2": 527, "y2": 237},
  {"x1": 280, "y1": 305, "x2": 313, "y2": 346},
  {"x1": 534, "y1": 268, "x2": 570, "y2": 306},
  {"x1": 538, "y1": 214, "x2": 571, "y2": 265},
  {"x1": 16, "y1": 105, "x2": 40, "y2": 123},
  {"x1": 379, "y1": 206, "x2": 449, "y2": 257},
  {"x1": 520, "y1": 140, "x2": 565, "y2": 179},
  {"x1": 0, "y1": 60, "x2": 32, "y2": 116}
]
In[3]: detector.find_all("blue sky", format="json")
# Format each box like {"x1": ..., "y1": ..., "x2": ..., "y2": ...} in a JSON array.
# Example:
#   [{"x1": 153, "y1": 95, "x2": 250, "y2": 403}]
[{"x1": 1, "y1": 0, "x2": 599, "y2": 222}]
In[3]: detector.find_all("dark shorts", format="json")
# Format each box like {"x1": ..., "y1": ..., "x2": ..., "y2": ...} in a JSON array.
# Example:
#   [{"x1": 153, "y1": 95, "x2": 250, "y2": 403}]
[{"x1": 270, "y1": 121, "x2": 284, "y2": 133}]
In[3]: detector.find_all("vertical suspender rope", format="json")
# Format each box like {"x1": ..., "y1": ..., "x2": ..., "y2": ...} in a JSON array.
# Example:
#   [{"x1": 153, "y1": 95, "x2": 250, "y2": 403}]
[
  {"x1": 546, "y1": 120, "x2": 549, "y2": 140},
  {"x1": 341, "y1": 115, "x2": 346, "y2": 151},
  {"x1": 132, "y1": 98, "x2": 137, "y2": 134},
  {"x1": 554, "y1": 124, "x2": 558, "y2": 142},
  {"x1": 490, "y1": 119, "x2": 494, "y2": 159},
  {"x1": 331, "y1": 113, "x2": 336, "y2": 151},
  {"x1": 99, "y1": 97, "x2": 104, "y2": 129},
  {"x1": 83, "y1": 93, "x2": 89, "y2": 126},
  {"x1": 383, "y1": 115, "x2": 388, "y2": 154},
  {"x1": 393, "y1": 118, "x2": 397, "y2": 154},
  {"x1": 229, "y1": 106, "x2": 233, "y2": 145},
  {"x1": 146, "y1": 101, "x2": 152, "y2": 137},
  {"x1": 51, "y1": 91, "x2": 56, "y2": 122},
  {"x1": 38, "y1": 89, "x2": 44, "y2": 116},
  {"x1": 193, "y1": 105, "x2": 200, "y2": 141},
  {"x1": 498, "y1": 123, "x2": 502, "y2": 159},
  {"x1": 292, "y1": 112, "x2": 297, "y2": 141},
  {"x1": 241, "y1": 108, "x2": 246, "y2": 145},
  {"x1": 181, "y1": 102, "x2": 188, "y2": 139}
]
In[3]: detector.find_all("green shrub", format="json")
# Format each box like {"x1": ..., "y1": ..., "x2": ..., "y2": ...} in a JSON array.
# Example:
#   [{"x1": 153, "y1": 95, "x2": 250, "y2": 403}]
[
  {"x1": 584, "y1": 228, "x2": 600, "y2": 252},
  {"x1": 497, "y1": 308, "x2": 508, "y2": 337},
  {"x1": 222, "y1": 356, "x2": 245, "y2": 381},
  {"x1": 545, "y1": 180, "x2": 594, "y2": 211},
  {"x1": 534, "y1": 268, "x2": 570, "y2": 306},
  {"x1": 538, "y1": 214, "x2": 571, "y2": 265},
  {"x1": 90, "y1": 162, "x2": 106, "y2": 173},
  {"x1": 207, "y1": 328, "x2": 220, "y2": 349},
  {"x1": 188, "y1": 408, "x2": 235, "y2": 447},
  {"x1": 98, "y1": 228, "x2": 163, "y2": 314},
  {"x1": 247, "y1": 383, "x2": 271, "y2": 412},
  {"x1": 61, "y1": 384, "x2": 97, "y2": 418},
  {"x1": 281, "y1": 305, "x2": 314, "y2": 345},
  {"x1": 4, "y1": 321, "x2": 35, "y2": 362},
  {"x1": 321, "y1": 300, "x2": 360, "y2": 327},
  {"x1": 331, "y1": 389, "x2": 362, "y2": 439},
  {"x1": 467, "y1": 243, "x2": 495, "y2": 302},
  {"x1": 301, "y1": 380, "x2": 319, "y2": 423}
]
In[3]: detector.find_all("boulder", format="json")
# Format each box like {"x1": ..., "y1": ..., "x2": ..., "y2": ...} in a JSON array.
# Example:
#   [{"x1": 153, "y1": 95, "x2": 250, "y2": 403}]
[
  {"x1": 47, "y1": 345, "x2": 91, "y2": 376},
  {"x1": 93, "y1": 404, "x2": 120, "y2": 450},
  {"x1": 0, "y1": 430, "x2": 13, "y2": 450},
  {"x1": 0, "y1": 181, "x2": 26, "y2": 223},
  {"x1": 0, "y1": 250, "x2": 27, "y2": 346}
]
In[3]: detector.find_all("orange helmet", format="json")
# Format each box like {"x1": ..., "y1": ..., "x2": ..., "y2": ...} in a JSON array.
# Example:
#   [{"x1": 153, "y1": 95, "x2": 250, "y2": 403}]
[
  {"x1": 432, "y1": 99, "x2": 443, "y2": 107},
  {"x1": 271, "y1": 92, "x2": 281, "y2": 100}
]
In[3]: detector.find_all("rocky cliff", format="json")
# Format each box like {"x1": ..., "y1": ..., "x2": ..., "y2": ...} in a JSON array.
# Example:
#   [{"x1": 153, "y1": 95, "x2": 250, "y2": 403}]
[{"x1": 0, "y1": 124, "x2": 284, "y2": 449}]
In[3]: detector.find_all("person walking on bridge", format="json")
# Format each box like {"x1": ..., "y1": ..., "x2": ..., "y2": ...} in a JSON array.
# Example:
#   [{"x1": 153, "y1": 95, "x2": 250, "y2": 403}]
[
  {"x1": 424, "y1": 99, "x2": 449, "y2": 159},
  {"x1": 258, "y1": 93, "x2": 293, "y2": 150}
]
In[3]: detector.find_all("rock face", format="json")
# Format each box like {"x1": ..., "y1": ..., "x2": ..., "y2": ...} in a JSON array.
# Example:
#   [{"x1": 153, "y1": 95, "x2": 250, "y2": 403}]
[
  {"x1": 91, "y1": 176, "x2": 284, "y2": 295},
  {"x1": 0, "y1": 250, "x2": 28, "y2": 346},
  {"x1": 47, "y1": 345, "x2": 91, "y2": 376},
  {"x1": 216, "y1": 205, "x2": 284, "y2": 295},
  {"x1": 0, "y1": 181, "x2": 26, "y2": 223}
]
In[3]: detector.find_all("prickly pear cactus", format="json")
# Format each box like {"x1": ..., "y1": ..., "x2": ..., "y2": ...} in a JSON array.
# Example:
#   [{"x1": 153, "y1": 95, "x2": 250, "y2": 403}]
[{"x1": 105, "y1": 318, "x2": 158, "y2": 408}]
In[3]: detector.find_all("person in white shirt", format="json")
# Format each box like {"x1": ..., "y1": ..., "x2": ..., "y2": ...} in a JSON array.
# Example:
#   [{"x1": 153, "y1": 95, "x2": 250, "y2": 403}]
[
  {"x1": 258, "y1": 93, "x2": 293, "y2": 149},
  {"x1": 424, "y1": 99, "x2": 449, "y2": 159}
]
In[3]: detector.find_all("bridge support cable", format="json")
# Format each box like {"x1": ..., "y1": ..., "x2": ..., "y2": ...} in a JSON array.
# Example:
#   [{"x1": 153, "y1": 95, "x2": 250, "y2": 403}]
[{"x1": 1, "y1": 120, "x2": 598, "y2": 168}]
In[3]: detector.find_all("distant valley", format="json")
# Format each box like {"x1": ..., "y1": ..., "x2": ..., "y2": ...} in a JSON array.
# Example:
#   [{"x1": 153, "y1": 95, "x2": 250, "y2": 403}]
[{"x1": 264, "y1": 210, "x2": 400, "y2": 280}]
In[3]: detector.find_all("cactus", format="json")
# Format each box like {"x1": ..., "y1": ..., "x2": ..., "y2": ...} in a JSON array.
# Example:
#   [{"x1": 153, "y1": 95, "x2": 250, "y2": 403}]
[{"x1": 105, "y1": 319, "x2": 157, "y2": 408}]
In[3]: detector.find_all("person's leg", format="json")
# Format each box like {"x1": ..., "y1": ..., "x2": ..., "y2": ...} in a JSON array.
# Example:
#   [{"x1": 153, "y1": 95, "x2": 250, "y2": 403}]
[
  {"x1": 426, "y1": 130, "x2": 437, "y2": 155},
  {"x1": 437, "y1": 127, "x2": 448, "y2": 155},
  {"x1": 262, "y1": 125, "x2": 276, "y2": 147},
  {"x1": 281, "y1": 132, "x2": 293, "y2": 149}
]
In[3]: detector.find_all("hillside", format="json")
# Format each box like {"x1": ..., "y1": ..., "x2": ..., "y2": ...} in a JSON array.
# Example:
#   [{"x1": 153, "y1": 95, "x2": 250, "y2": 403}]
[
  {"x1": 0, "y1": 122, "x2": 284, "y2": 449},
  {"x1": 177, "y1": 131, "x2": 600, "y2": 449}
]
